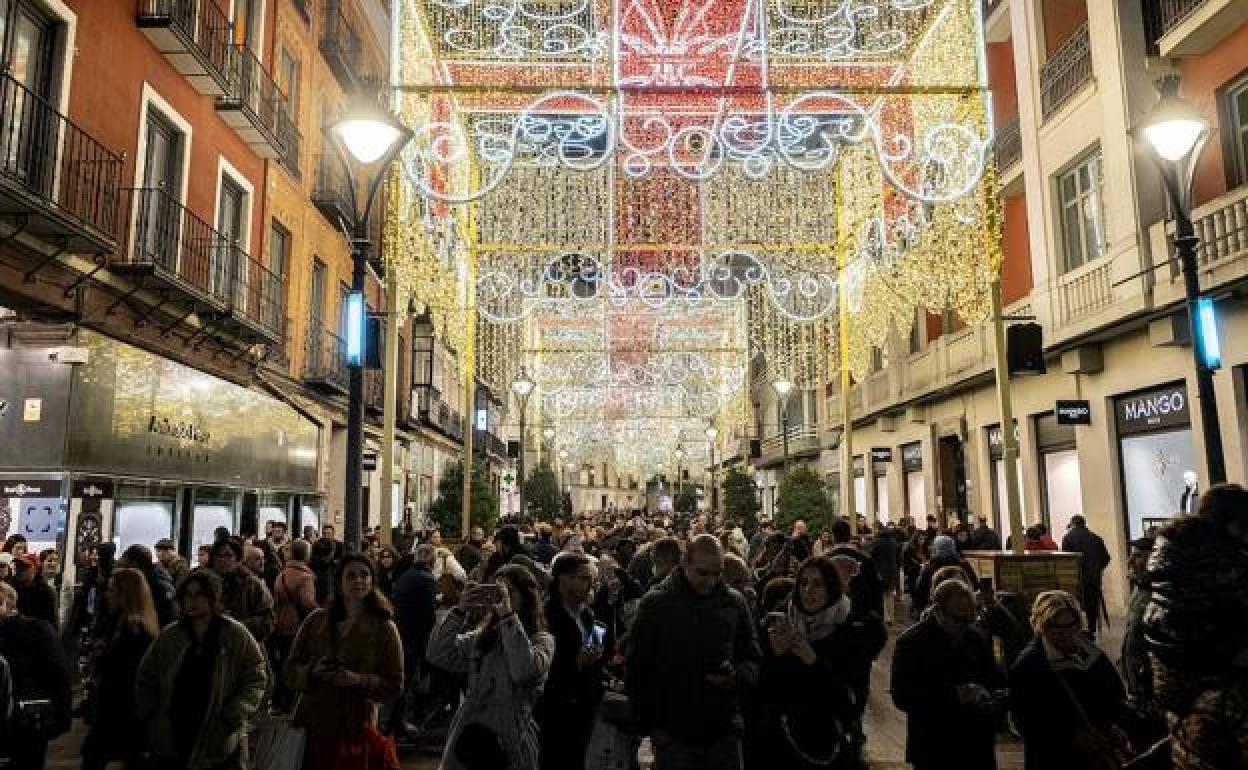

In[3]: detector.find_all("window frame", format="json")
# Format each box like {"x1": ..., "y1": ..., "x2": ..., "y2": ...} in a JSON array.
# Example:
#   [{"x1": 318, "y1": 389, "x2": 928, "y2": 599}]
[
  {"x1": 1219, "y1": 70, "x2": 1248, "y2": 189},
  {"x1": 1055, "y1": 148, "x2": 1106, "y2": 274}
]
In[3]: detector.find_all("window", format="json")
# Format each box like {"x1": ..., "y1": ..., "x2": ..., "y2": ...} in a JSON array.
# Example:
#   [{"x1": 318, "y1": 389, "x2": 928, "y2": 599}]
[
  {"x1": 269, "y1": 219, "x2": 290, "y2": 279},
  {"x1": 1222, "y1": 74, "x2": 1248, "y2": 187},
  {"x1": 1056, "y1": 150, "x2": 1105, "y2": 273},
  {"x1": 277, "y1": 47, "x2": 300, "y2": 118},
  {"x1": 309, "y1": 258, "x2": 326, "y2": 329},
  {"x1": 412, "y1": 321, "x2": 433, "y2": 387},
  {"x1": 337, "y1": 282, "x2": 350, "y2": 337}
]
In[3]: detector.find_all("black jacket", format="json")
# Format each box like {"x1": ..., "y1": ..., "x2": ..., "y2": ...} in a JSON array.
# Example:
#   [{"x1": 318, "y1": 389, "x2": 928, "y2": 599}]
[
  {"x1": 0, "y1": 613, "x2": 72, "y2": 736},
  {"x1": 625, "y1": 567, "x2": 762, "y2": 742},
  {"x1": 827, "y1": 544, "x2": 886, "y2": 625},
  {"x1": 16, "y1": 576, "x2": 58, "y2": 628},
  {"x1": 537, "y1": 598, "x2": 605, "y2": 713},
  {"x1": 864, "y1": 533, "x2": 900, "y2": 592},
  {"x1": 1061, "y1": 525, "x2": 1111, "y2": 584},
  {"x1": 1008, "y1": 638, "x2": 1126, "y2": 770},
  {"x1": 912, "y1": 556, "x2": 977, "y2": 615},
  {"x1": 391, "y1": 564, "x2": 437, "y2": 674},
  {"x1": 891, "y1": 615, "x2": 1002, "y2": 769},
  {"x1": 761, "y1": 615, "x2": 874, "y2": 768},
  {"x1": 81, "y1": 624, "x2": 154, "y2": 764}
]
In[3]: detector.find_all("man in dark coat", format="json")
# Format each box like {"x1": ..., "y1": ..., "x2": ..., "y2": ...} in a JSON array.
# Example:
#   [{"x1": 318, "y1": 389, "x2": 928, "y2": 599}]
[
  {"x1": 891, "y1": 580, "x2": 1003, "y2": 770},
  {"x1": 118, "y1": 544, "x2": 177, "y2": 627},
  {"x1": 969, "y1": 516, "x2": 1002, "y2": 551},
  {"x1": 1060, "y1": 515, "x2": 1111, "y2": 639},
  {"x1": 536, "y1": 552, "x2": 605, "y2": 770},
  {"x1": 626, "y1": 535, "x2": 761, "y2": 770},
  {"x1": 390, "y1": 543, "x2": 438, "y2": 735},
  {"x1": 13, "y1": 554, "x2": 58, "y2": 628},
  {"x1": 0, "y1": 581, "x2": 72, "y2": 769}
]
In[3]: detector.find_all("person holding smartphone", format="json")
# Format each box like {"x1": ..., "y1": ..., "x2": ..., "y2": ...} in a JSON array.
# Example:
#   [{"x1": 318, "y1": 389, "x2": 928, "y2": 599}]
[
  {"x1": 537, "y1": 552, "x2": 606, "y2": 770},
  {"x1": 428, "y1": 564, "x2": 554, "y2": 770}
]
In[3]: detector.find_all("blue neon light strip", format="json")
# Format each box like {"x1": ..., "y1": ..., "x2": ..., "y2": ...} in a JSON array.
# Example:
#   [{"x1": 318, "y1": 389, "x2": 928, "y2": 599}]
[
  {"x1": 1197, "y1": 296, "x2": 1221, "y2": 370},
  {"x1": 346, "y1": 291, "x2": 364, "y2": 366}
]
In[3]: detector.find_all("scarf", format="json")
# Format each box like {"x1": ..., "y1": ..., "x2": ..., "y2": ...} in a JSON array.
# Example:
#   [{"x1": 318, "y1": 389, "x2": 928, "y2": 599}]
[
  {"x1": 788, "y1": 595, "x2": 851, "y2": 643},
  {"x1": 1043, "y1": 635, "x2": 1104, "y2": 672}
]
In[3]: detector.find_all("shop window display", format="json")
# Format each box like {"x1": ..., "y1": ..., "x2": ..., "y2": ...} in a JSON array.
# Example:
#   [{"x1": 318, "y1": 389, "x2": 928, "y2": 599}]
[{"x1": 1120, "y1": 430, "x2": 1196, "y2": 539}]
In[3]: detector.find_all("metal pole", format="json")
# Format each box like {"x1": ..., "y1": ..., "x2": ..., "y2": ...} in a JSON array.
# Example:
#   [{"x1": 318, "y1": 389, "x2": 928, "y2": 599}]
[
  {"x1": 1172, "y1": 176, "x2": 1227, "y2": 485},
  {"x1": 517, "y1": 406, "x2": 527, "y2": 519},
  {"x1": 380, "y1": 251, "x2": 399, "y2": 549},
  {"x1": 990, "y1": 280, "x2": 1025, "y2": 554},
  {"x1": 781, "y1": 410, "x2": 790, "y2": 473},
  {"x1": 344, "y1": 234, "x2": 367, "y2": 552}
]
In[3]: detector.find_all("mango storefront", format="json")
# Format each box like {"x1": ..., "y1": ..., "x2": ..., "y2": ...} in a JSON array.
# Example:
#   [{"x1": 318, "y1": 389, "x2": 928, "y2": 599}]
[{"x1": 0, "y1": 330, "x2": 320, "y2": 608}]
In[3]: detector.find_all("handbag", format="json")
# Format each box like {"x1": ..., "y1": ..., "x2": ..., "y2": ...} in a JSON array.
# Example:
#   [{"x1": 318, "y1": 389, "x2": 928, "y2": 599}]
[
  {"x1": 1053, "y1": 669, "x2": 1131, "y2": 770},
  {"x1": 253, "y1": 696, "x2": 307, "y2": 770},
  {"x1": 452, "y1": 722, "x2": 510, "y2": 770}
]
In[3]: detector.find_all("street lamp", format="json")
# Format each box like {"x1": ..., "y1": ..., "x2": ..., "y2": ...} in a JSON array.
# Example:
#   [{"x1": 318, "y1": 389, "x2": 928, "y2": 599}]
[
  {"x1": 327, "y1": 101, "x2": 413, "y2": 552},
  {"x1": 772, "y1": 378, "x2": 795, "y2": 473},
  {"x1": 1139, "y1": 83, "x2": 1226, "y2": 485},
  {"x1": 558, "y1": 448, "x2": 569, "y2": 500},
  {"x1": 706, "y1": 425, "x2": 719, "y2": 519},
  {"x1": 511, "y1": 367, "x2": 535, "y2": 518},
  {"x1": 674, "y1": 445, "x2": 685, "y2": 497},
  {"x1": 542, "y1": 426, "x2": 556, "y2": 463}
]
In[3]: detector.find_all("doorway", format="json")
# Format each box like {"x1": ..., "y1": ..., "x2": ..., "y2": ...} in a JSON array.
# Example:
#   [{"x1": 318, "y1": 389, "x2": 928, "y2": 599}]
[{"x1": 938, "y1": 434, "x2": 968, "y2": 528}]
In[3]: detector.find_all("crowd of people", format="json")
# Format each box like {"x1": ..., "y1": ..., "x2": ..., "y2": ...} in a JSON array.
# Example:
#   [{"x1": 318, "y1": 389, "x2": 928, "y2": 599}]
[{"x1": 0, "y1": 484, "x2": 1245, "y2": 769}]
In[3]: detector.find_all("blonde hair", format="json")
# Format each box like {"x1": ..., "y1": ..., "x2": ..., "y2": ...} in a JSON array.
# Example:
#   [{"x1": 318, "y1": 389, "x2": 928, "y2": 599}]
[
  {"x1": 1030, "y1": 589, "x2": 1084, "y2": 632},
  {"x1": 111, "y1": 567, "x2": 161, "y2": 639},
  {"x1": 0, "y1": 581, "x2": 15, "y2": 612}
]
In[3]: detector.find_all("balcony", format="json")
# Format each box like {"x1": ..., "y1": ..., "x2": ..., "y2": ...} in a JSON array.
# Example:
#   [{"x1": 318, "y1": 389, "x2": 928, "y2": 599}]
[
  {"x1": 479, "y1": 431, "x2": 508, "y2": 459},
  {"x1": 112, "y1": 187, "x2": 232, "y2": 311},
  {"x1": 994, "y1": 116, "x2": 1022, "y2": 173},
  {"x1": 1149, "y1": 184, "x2": 1248, "y2": 305},
  {"x1": 311, "y1": 153, "x2": 353, "y2": 228},
  {"x1": 304, "y1": 322, "x2": 349, "y2": 393},
  {"x1": 1147, "y1": 0, "x2": 1248, "y2": 57},
  {"x1": 216, "y1": 45, "x2": 293, "y2": 159},
  {"x1": 364, "y1": 369, "x2": 384, "y2": 413},
  {"x1": 1039, "y1": 23, "x2": 1093, "y2": 122},
  {"x1": 136, "y1": 0, "x2": 233, "y2": 96},
  {"x1": 0, "y1": 73, "x2": 122, "y2": 254},
  {"x1": 226, "y1": 245, "x2": 284, "y2": 344},
  {"x1": 756, "y1": 426, "x2": 821, "y2": 467},
  {"x1": 319, "y1": 1, "x2": 363, "y2": 92},
  {"x1": 277, "y1": 107, "x2": 301, "y2": 178}
]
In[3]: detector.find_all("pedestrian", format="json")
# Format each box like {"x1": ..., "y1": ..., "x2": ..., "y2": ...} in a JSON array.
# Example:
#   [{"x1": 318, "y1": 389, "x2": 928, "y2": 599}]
[
  {"x1": 309, "y1": 536, "x2": 338, "y2": 606},
  {"x1": 154, "y1": 538, "x2": 190, "y2": 585},
  {"x1": 389, "y1": 543, "x2": 438, "y2": 736},
  {"x1": 211, "y1": 538, "x2": 275, "y2": 645},
  {"x1": 644, "y1": 535, "x2": 682, "y2": 590},
  {"x1": 1060, "y1": 515, "x2": 1111, "y2": 639},
  {"x1": 533, "y1": 523, "x2": 559, "y2": 566},
  {"x1": 271, "y1": 538, "x2": 318, "y2": 712},
  {"x1": 911, "y1": 535, "x2": 976, "y2": 616},
  {"x1": 864, "y1": 524, "x2": 901, "y2": 624},
  {"x1": 761, "y1": 555, "x2": 876, "y2": 769},
  {"x1": 626, "y1": 534, "x2": 761, "y2": 770},
  {"x1": 1144, "y1": 483, "x2": 1248, "y2": 718},
  {"x1": 377, "y1": 544, "x2": 401, "y2": 596},
  {"x1": 320, "y1": 524, "x2": 345, "y2": 562},
  {"x1": 537, "y1": 552, "x2": 605, "y2": 770},
  {"x1": 2, "y1": 533, "x2": 28, "y2": 557},
  {"x1": 1021, "y1": 524, "x2": 1058, "y2": 551},
  {"x1": 80, "y1": 567, "x2": 159, "y2": 770},
  {"x1": 197, "y1": 543, "x2": 212, "y2": 569},
  {"x1": 427, "y1": 563, "x2": 554, "y2": 770},
  {"x1": 38, "y1": 548, "x2": 60, "y2": 587},
  {"x1": 118, "y1": 543, "x2": 178, "y2": 627},
  {"x1": 284, "y1": 553, "x2": 404, "y2": 770},
  {"x1": 0, "y1": 580, "x2": 72, "y2": 769},
  {"x1": 1009, "y1": 590, "x2": 1129, "y2": 769},
  {"x1": 1119, "y1": 536, "x2": 1156, "y2": 708},
  {"x1": 456, "y1": 526, "x2": 486, "y2": 576},
  {"x1": 970, "y1": 516, "x2": 1002, "y2": 551},
  {"x1": 135, "y1": 569, "x2": 267, "y2": 770},
  {"x1": 428, "y1": 529, "x2": 468, "y2": 584},
  {"x1": 901, "y1": 531, "x2": 928, "y2": 598},
  {"x1": 891, "y1": 579, "x2": 1003, "y2": 770},
  {"x1": 13, "y1": 552, "x2": 58, "y2": 627}
]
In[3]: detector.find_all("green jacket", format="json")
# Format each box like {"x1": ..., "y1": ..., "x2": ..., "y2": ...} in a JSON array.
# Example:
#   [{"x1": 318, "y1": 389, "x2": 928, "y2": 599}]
[
  {"x1": 135, "y1": 616, "x2": 268, "y2": 769},
  {"x1": 625, "y1": 567, "x2": 761, "y2": 742}
]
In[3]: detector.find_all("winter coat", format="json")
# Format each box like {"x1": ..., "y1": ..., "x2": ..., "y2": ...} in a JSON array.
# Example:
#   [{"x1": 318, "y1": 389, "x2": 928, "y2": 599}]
[
  {"x1": 163, "y1": 555, "x2": 192, "y2": 586},
  {"x1": 16, "y1": 575, "x2": 58, "y2": 628},
  {"x1": 1171, "y1": 673, "x2": 1248, "y2": 770},
  {"x1": 625, "y1": 566, "x2": 762, "y2": 743},
  {"x1": 272, "y1": 562, "x2": 317, "y2": 639},
  {"x1": 391, "y1": 564, "x2": 438, "y2": 676},
  {"x1": 536, "y1": 599, "x2": 605, "y2": 769},
  {"x1": 218, "y1": 567, "x2": 275, "y2": 643},
  {"x1": 912, "y1": 555, "x2": 977, "y2": 615},
  {"x1": 761, "y1": 611, "x2": 876, "y2": 768},
  {"x1": 1144, "y1": 516, "x2": 1248, "y2": 712},
  {"x1": 284, "y1": 608, "x2": 404, "y2": 770},
  {"x1": 864, "y1": 533, "x2": 901, "y2": 592},
  {"x1": 135, "y1": 615, "x2": 268, "y2": 770},
  {"x1": 891, "y1": 615, "x2": 1002, "y2": 770},
  {"x1": 1008, "y1": 637, "x2": 1127, "y2": 770},
  {"x1": 0, "y1": 613, "x2": 72, "y2": 734},
  {"x1": 1061, "y1": 525, "x2": 1111, "y2": 586},
  {"x1": 81, "y1": 623, "x2": 155, "y2": 766},
  {"x1": 427, "y1": 609, "x2": 555, "y2": 770},
  {"x1": 970, "y1": 525, "x2": 1002, "y2": 551},
  {"x1": 145, "y1": 564, "x2": 178, "y2": 627},
  {"x1": 1120, "y1": 581, "x2": 1154, "y2": 705}
]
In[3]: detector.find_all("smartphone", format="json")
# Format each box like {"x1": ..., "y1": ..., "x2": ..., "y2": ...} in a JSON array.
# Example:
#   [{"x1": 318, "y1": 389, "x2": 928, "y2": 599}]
[{"x1": 589, "y1": 621, "x2": 607, "y2": 650}]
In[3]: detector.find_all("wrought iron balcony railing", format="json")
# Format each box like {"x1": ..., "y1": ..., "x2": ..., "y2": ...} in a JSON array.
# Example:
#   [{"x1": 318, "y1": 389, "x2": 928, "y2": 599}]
[
  {"x1": 228, "y1": 245, "x2": 284, "y2": 344},
  {"x1": 994, "y1": 115, "x2": 1022, "y2": 171},
  {"x1": 0, "y1": 73, "x2": 122, "y2": 253},
  {"x1": 319, "y1": 1, "x2": 362, "y2": 91},
  {"x1": 112, "y1": 186, "x2": 232, "y2": 310},
  {"x1": 365, "y1": 368, "x2": 384, "y2": 412},
  {"x1": 304, "y1": 321, "x2": 349, "y2": 393},
  {"x1": 217, "y1": 44, "x2": 293, "y2": 159},
  {"x1": 311, "y1": 152, "x2": 353, "y2": 228},
  {"x1": 1040, "y1": 23, "x2": 1093, "y2": 122},
  {"x1": 136, "y1": 0, "x2": 233, "y2": 96}
]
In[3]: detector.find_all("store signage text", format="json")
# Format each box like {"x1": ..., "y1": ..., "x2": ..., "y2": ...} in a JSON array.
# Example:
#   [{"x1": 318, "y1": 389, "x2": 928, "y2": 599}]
[
  {"x1": 1116, "y1": 385, "x2": 1189, "y2": 436},
  {"x1": 1056, "y1": 400, "x2": 1092, "y2": 426},
  {"x1": 1, "y1": 481, "x2": 56, "y2": 497},
  {"x1": 871, "y1": 447, "x2": 893, "y2": 463},
  {"x1": 902, "y1": 443, "x2": 923, "y2": 472},
  {"x1": 148, "y1": 415, "x2": 212, "y2": 444}
]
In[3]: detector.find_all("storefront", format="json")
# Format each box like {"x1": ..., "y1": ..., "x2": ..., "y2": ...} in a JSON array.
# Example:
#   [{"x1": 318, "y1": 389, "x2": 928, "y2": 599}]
[
  {"x1": 1035, "y1": 412, "x2": 1083, "y2": 541},
  {"x1": 1115, "y1": 382, "x2": 1196, "y2": 540},
  {"x1": 0, "y1": 330, "x2": 321, "y2": 576},
  {"x1": 870, "y1": 448, "x2": 892, "y2": 522},
  {"x1": 901, "y1": 442, "x2": 924, "y2": 519},
  {"x1": 986, "y1": 421, "x2": 1025, "y2": 545}
]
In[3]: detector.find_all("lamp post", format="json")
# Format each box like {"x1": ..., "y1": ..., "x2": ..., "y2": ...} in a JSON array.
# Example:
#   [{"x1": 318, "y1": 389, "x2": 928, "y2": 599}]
[
  {"x1": 327, "y1": 102, "x2": 413, "y2": 552},
  {"x1": 511, "y1": 368, "x2": 535, "y2": 519},
  {"x1": 773, "y1": 379, "x2": 795, "y2": 473},
  {"x1": 706, "y1": 425, "x2": 718, "y2": 520},
  {"x1": 558, "y1": 448, "x2": 569, "y2": 503},
  {"x1": 542, "y1": 426, "x2": 555, "y2": 466},
  {"x1": 1139, "y1": 84, "x2": 1226, "y2": 485},
  {"x1": 674, "y1": 445, "x2": 685, "y2": 498}
]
